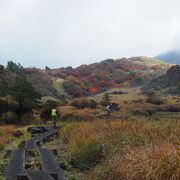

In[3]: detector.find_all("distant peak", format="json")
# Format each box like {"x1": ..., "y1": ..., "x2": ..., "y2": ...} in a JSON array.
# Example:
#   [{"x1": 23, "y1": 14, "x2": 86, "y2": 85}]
[{"x1": 155, "y1": 50, "x2": 180, "y2": 64}]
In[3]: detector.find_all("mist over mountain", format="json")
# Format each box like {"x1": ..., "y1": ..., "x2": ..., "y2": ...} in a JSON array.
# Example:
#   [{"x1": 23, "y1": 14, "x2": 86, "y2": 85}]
[{"x1": 155, "y1": 50, "x2": 180, "y2": 64}]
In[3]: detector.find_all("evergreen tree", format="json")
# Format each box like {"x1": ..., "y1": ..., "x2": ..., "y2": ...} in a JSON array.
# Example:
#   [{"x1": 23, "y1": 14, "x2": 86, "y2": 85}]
[
  {"x1": 6, "y1": 61, "x2": 24, "y2": 74},
  {"x1": 9, "y1": 77, "x2": 41, "y2": 112},
  {"x1": 101, "y1": 92, "x2": 111, "y2": 106}
]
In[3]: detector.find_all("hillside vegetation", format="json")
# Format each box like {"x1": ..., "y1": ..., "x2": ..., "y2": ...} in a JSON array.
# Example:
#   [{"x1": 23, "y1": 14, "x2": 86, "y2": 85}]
[
  {"x1": 144, "y1": 65, "x2": 180, "y2": 94},
  {"x1": 0, "y1": 57, "x2": 170, "y2": 100}
]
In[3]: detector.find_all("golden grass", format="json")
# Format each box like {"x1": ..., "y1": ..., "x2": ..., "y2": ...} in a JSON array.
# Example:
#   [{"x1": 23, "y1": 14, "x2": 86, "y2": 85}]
[
  {"x1": 60, "y1": 119, "x2": 180, "y2": 179},
  {"x1": 91, "y1": 143, "x2": 180, "y2": 180}
]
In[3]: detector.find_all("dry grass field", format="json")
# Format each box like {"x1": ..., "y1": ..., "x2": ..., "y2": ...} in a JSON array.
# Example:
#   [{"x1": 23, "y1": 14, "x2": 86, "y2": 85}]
[
  {"x1": 59, "y1": 118, "x2": 179, "y2": 180},
  {"x1": 0, "y1": 87, "x2": 179, "y2": 180},
  {"x1": 56, "y1": 87, "x2": 180, "y2": 180}
]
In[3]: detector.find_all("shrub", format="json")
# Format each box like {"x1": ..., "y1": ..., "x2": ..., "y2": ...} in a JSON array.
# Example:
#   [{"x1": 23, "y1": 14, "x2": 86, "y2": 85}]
[
  {"x1": 146, "y1": 90, "x2": 157, "y2": 98},
  {"x1": 71, "y1": 98, "x2": 97, "y2": 109},
  {"x1": 132, "y1": 109, "x2": 150, "y2": 116},
  {"x1": 166, "y1": 105, "x2": 180, "y2": 112},
  {"x1": 146, "y1": 90, "x2": 164, "y2": 105},
  {"x1": 12, "y1": 130, "x2": 24, "y2": 137},
  {"x1": 132, "y1": 108, "x2": 156, "y2": 116},
  {"x1": 146, "y1": 97, "x2": 164, "y2": 105},
  {"x1": 0, "y1": 111, "x2": 18, "y2": 124}
]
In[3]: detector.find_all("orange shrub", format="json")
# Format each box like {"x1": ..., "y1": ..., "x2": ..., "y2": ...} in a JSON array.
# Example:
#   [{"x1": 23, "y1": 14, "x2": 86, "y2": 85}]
[{"x1": 0, "y1": 125, "x2": 15, "y2": 150}]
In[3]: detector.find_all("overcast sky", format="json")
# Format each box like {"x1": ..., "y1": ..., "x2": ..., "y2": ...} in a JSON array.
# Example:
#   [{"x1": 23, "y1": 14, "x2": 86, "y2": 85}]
[{"x1": 0, "y1": 0, "x2": 180, "y2": 68}]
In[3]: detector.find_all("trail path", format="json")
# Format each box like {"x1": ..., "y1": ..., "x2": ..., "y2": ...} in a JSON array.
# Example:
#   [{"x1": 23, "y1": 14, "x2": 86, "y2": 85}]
[{"x1": 5, "y1": 126, "x2": 66, "y2": 180}]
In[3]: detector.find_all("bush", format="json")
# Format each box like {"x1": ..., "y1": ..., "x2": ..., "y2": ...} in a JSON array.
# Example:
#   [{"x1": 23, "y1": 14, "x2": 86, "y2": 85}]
[
  {"x1": 146, "y1": 90, "x2": 156, "y2": 98},
  {"x1": 146, "y1": 97, "x2": 164, "y2": 105},
  {"x1": 71, "y1": 98, "x2": 97, "y2": 109},
  {"x1": 132, "y1": 108, "x2": 156, "y2": 116},
  {"x1": 12, "y1": 130, "x2": 24, "y2": 137},
  {"x1": 146, "y1": 90, "x2": 164, "y2": 105},
  {"x1": 0, "y1": 111, "x2": 18, "y2": 124},
  {"x1": 132, "y1": 109, "x2": 150, "y2": 116},
  {"x1": 166, "y1": 105, "x2": 180, "y2": 112}
]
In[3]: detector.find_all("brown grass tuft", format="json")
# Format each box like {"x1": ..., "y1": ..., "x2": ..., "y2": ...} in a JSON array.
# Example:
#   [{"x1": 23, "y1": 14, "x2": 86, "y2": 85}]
[{"x1": 58, "y1": 106, "x2": 96, "y2": 121}]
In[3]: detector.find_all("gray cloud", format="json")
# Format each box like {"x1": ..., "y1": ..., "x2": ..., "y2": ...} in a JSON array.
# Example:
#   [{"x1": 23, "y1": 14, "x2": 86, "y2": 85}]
[{"x1": 0, "y1": 0, "x2": 180, "y2": 68}]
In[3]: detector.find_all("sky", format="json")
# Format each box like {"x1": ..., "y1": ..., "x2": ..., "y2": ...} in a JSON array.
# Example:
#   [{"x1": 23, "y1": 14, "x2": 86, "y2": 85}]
[{"x1": 0, "y1": 0, "x2": 180, "y2": 68}]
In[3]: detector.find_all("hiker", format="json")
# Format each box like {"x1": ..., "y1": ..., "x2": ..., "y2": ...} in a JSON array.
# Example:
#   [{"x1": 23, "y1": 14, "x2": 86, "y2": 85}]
[
  {"x1": 51, "y1": 108, "x2": 58, "y2": 127},
  {"x1": 106, "y1": 104, "x2": 113, "y2": 116}
]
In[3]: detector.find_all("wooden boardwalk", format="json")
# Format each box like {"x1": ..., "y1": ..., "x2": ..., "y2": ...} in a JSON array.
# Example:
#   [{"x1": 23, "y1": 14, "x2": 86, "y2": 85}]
[
  {"x1": 5, "y1": 126, "x2": 65, "y2": 180},
  {"x1": 40, "y1": 148, "x2": 66, "y2": 180},
  {"x1": 5, "y1": 149, "x2": 25, "y2": 180}
]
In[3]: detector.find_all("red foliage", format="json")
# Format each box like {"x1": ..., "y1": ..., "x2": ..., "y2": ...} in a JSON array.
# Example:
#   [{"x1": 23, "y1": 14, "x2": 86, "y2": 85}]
[{"x1": 88, "y1": 87, "x2": 98, "y2": 93}]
